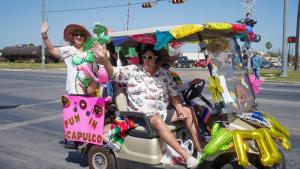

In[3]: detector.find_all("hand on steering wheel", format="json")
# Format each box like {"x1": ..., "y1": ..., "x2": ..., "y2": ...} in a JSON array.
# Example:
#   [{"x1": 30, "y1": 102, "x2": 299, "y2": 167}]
[
  {"x1": 189, "y1": 78, "x2": 202, "y2": 87},
  {"x1": 184, "y1": 79, "x2": 205, "y2": 103}
]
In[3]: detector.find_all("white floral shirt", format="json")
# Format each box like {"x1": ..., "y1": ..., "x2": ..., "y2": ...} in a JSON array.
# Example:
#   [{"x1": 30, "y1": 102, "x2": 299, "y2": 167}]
[{"x1": 111, "y1": 65, "x2": 178, "y2": 120}]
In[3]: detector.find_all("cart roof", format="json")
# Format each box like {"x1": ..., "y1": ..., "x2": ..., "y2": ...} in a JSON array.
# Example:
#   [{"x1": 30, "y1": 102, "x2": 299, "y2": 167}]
[{"x1": 108, "y1": 23, "x2": 249, "y2": 47}]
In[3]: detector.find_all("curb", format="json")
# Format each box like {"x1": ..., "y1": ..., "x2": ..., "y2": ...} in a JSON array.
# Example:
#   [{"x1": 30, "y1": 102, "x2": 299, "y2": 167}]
[
  {"x1": 262, "y1": 80, "x2": 300, "y2": 84},
  {"x1": 0, "y1": 68, "x2": 66, "y2": 71}
]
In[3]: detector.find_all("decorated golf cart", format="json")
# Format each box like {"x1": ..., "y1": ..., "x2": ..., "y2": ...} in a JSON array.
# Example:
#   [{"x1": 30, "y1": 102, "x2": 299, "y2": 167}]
[{"x1": 61, "y1": 22, "x2": 291, "y2": 169}]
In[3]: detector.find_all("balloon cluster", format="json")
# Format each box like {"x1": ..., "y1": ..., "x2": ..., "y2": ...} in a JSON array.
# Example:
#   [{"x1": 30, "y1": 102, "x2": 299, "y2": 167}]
[{"x1": 200, "y1": 112, "x2": 291, "y2": 167}]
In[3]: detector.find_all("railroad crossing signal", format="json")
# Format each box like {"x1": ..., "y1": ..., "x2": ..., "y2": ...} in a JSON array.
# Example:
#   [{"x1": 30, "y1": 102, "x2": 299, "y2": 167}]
[
  {"x1": 142, "y1": 2, "x2": 154, "y2": 8},
  {"x1": 171, "y1": 0, "x2": 185, "y2": 4}
]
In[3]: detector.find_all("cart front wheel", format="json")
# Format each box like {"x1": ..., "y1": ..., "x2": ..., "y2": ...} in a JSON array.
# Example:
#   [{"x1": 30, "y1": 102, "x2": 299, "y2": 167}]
[{"x1": 87, "y1": 145, "x2": 116, "y2": 169}]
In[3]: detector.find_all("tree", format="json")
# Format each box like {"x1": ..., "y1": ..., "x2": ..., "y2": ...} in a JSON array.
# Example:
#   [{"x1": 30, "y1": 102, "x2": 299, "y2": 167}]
[
  {"x1": 29, "y1": 43, "x2": 35, "y2": 47},
  {"x1": 265, "y1": 42, "x2": 273, "y2": 51}
]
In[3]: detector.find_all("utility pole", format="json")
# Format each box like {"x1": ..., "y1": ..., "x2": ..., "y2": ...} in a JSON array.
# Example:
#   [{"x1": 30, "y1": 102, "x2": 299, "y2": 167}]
[
  {"x1": 295, "y1": 0, "x2": 300, "y2": 71},
  {"x1": 41, "y1": 0, "x2": 45, "y2": 68},
  {"x1": 126, "y1": 0, "x2": 131, "y2": 31},
  {"x1": 281, "y1": 0, "x2": 289, "y2": 77}
]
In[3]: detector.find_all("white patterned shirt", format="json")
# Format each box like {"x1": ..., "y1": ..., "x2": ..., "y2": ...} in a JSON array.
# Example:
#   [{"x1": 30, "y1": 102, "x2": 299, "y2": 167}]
[{"x1": 111, "y1": 65, "x2": 178, "y2": 120}]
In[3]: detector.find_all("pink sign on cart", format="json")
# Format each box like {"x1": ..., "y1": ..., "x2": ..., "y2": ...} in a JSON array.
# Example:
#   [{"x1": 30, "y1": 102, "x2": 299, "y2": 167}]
[{"x1": 62, "y1": 95, "x2": 105, "y2": 145}]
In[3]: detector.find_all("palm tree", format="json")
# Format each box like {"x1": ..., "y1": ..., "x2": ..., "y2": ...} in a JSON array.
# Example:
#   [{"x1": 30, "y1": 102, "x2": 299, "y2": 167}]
[{"x1": 265, "y1": 42, "x2": 273, "y2": 51}]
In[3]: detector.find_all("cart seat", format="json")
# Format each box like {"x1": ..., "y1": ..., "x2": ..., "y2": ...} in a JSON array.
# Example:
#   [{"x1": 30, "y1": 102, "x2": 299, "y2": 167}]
[{"x1": 113, "y1": 83, "x2": 185, "y2": 139}]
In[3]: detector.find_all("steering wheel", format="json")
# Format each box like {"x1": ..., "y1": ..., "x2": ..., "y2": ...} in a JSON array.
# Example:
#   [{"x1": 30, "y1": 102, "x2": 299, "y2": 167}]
[{"x1": 183, "y1": 79, "x2": 205, "y2": 103}]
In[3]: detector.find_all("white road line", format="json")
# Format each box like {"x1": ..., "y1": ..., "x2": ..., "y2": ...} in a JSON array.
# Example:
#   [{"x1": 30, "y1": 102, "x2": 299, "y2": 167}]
[
  {"x1": 201, "y1": 94, "x2": 300, "y2": 104},
  {"x1": 256, "y1": 98, "x2": 300, "y2": 104},
  {"x1": 0, "y1": 114, "x2": 60, "y2": 130},
  {"x1": 17, "y1": 99, "x2": 60, "y2": 108}
]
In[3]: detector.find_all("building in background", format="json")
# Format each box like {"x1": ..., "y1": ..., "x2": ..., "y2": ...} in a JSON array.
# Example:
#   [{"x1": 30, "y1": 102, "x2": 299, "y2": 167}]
[{"x1": 182, "y1": 52, "x2": 205, "y2": 61}]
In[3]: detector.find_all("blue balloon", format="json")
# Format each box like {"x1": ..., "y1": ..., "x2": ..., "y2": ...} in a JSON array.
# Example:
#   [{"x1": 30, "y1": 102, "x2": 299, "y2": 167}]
[{"x1": 246, "y1": 26, "x2": 253, "y2": 33}]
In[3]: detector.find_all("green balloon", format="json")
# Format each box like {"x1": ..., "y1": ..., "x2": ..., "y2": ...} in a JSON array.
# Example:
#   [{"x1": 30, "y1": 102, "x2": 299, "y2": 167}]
[
  {"x1": 83, "y1": 23, "x2": 110, "y2": 51},
  {"x1": 203, "y1": 128, "x2": 232, "y2": 155},
  {"x1": 211, "y1": 122, "x2": 220, "y2": 138}
]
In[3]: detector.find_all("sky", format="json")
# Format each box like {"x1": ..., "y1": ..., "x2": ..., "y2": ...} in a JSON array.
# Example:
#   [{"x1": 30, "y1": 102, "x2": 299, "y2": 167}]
[{"x1": 0, "y1": 0, "x2": 298, "y2": 53}]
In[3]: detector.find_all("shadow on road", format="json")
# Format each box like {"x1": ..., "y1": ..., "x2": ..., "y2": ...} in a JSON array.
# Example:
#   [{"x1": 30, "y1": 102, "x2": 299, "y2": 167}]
[
  {"x1": 65, "y1": 151, "x2": 88, "y2": 167},
  {"x1": 59, "y1": 140, "x2": 88, "y2": 167}
]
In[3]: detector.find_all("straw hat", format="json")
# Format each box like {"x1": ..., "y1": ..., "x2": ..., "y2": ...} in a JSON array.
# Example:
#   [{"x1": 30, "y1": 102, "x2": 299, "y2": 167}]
[{"x1": 63, "y1": 24, "x2": 91, "y2": 43}]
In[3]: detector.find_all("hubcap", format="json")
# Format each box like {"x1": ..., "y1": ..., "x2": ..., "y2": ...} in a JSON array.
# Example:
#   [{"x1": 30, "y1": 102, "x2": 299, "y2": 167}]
[{"x1": 93, "y1": 152, "x2": 107, "y2": 169}]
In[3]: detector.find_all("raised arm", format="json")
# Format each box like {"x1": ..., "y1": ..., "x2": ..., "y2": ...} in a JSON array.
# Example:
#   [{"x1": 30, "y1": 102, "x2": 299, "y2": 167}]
[
  {"x1": 41, "y1": 21, "x2": 61, "y2": 58},
  {"x1": 92, "y1": 42, "x2": 114, "y2": 77}
]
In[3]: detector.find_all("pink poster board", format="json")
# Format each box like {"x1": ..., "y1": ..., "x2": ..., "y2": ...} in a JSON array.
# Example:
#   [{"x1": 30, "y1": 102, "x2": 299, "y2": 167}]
[{"x1": 62, "y1": 95, "x2": 105, "y2": 145}]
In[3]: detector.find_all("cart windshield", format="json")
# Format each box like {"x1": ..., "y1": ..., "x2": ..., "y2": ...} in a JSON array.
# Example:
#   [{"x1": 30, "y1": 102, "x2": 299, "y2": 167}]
[{"x1": 206, "y1": 38, "x2": 256, "y2": 114}]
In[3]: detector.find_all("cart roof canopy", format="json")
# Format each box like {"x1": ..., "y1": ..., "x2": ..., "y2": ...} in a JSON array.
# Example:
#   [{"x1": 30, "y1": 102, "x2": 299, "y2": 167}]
[{"x1": 108, "y1": 23, "x2": 250, "y2": 48}]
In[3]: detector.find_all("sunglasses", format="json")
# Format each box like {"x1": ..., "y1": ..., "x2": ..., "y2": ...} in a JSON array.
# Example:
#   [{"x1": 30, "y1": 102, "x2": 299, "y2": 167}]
[
  {"x1": 73, "y1": 31, "x2": 86, "y2": 37},
  {"x1": 142, "y1": 55, "x2": 157, "y2": 60}
]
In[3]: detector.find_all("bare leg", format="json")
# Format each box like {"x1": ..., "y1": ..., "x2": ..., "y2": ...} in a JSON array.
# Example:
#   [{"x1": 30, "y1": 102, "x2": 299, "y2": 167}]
[
  {"x1": 171, "y1": 107, "x2": 204, "y2": 153},
  {"x1": 75, "y1": 79, "x2": 86, "y2": 94},
  {"x1": 104, "y1": 124, "x2": 111, "y2": 134},
  {"x1": 87, "y1": 81, "x2": 98, "y2": 94},
  {"x1": 150, "y1": 115, "x2": 190, "y2": 160},
  {"x1": 183, "y1": 107, "x2": 204, "y2": 153}
]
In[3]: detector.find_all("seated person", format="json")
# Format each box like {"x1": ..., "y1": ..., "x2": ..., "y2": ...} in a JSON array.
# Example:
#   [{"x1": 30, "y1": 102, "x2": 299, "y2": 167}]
[
  {"x1": 92, "y1": 43, "x2": 203, "y2": 168},
  {"x1": 158, "y1": 49, "x2": 202, "y2": 99}
]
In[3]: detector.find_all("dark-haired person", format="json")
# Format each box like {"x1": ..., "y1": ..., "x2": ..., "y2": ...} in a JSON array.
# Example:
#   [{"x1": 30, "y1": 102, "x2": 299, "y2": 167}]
[
  {"x1": 92, "y1": 43, "x2": 203, "y2": 168},
  {"x1": 41, "y1": 21, "x2": 101, "y2": 95}
]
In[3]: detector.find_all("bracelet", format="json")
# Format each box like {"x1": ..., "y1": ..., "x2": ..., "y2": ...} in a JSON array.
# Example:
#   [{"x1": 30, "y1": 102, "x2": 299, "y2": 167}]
[{"x1": 42, "y1": 34, "x2": 48, "y2": 40}]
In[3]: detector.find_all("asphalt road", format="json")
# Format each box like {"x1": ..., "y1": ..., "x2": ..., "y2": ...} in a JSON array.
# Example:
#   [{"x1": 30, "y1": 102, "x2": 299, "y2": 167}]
[{"x1": 0, "y1": 69, "x2": 299, "y2": 169}]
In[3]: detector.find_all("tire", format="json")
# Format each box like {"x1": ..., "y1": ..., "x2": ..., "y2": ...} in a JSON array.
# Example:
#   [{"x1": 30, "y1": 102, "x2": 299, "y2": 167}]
[
  {"x1": 220, "y1": 162, "x2": 245, "y2": 169},
  {"x1": 265, "y1": 149, "x2": 286, "y2": 169},
  {"x1": 87, "y1": 145, "x2": 117, "y2": 169}
]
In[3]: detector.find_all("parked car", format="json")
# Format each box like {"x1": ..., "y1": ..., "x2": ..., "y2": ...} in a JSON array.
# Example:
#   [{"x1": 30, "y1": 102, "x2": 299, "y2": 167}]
[
  {"x1": 260, "y1": 61, "x2": 273, "y2": 69},
  {"x1": 271, "y1": 61, "x2": 282, "y2": 68},
  {"x1": 172, "y1": 56, "x2": 194, "y2": 68}
]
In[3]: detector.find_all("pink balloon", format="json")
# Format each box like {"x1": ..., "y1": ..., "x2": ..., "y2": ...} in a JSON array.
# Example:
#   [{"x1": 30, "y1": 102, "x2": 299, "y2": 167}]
[
  {"x1": 78, "y1": 65, "x2": 108, "y2": 83},
  {"x1": 97, "y1": 67, "x2": 109, "y2": 83},
  {"x1": 249, "y1": 74, "x2": 261, "y2": 95},
  {"x1": 128, "y1": 57, "x2": 140, "y2": 65}
]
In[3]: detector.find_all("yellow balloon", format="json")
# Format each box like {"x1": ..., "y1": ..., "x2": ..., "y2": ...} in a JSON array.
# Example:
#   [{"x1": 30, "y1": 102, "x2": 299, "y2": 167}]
[
  {"x1": 232, "y1": 130, "x2": 250, "y2": 166},
  {"x1": 262, "y1": 112, "x2": 289, "y2": 137},
  {"x1": 268, "y1": 123, "x2": 292, "y2": 150},
  {"x1": 263, "y1": 112, "x2": 291, "y2": 151},
  {"x1": 262, "y1": 129, "x2": 282, "y2": 165},
  {"x1": 170, "y1": 24, "x2": 204, "y2": 39},
  {"x1": 232, "y1": 129, "x2": 282, "y2": 167},
  {"x1": 269, "y1": 116, "x2": 290, "y2": 138}
]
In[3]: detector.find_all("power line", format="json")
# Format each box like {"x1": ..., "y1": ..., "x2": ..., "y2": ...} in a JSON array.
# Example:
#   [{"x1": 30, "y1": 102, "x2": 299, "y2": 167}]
[{"x1": 46, "y1": 0, "x2": 167, "y2": 13}]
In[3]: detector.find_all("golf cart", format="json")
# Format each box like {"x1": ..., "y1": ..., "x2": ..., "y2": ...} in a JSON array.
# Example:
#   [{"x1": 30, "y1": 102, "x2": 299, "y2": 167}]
[{"x1": 62, "y1": 23, "x2": 291, "y2": 169}]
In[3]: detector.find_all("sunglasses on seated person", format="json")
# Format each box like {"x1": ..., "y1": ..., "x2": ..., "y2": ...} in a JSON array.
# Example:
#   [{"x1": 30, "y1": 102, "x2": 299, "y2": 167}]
[
  {"x1": 73, "y1": 31, "x2": 86, "y2": 37},
  {"x1": 142, "y1": 55, "x2": 157, "y2": 60}
]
